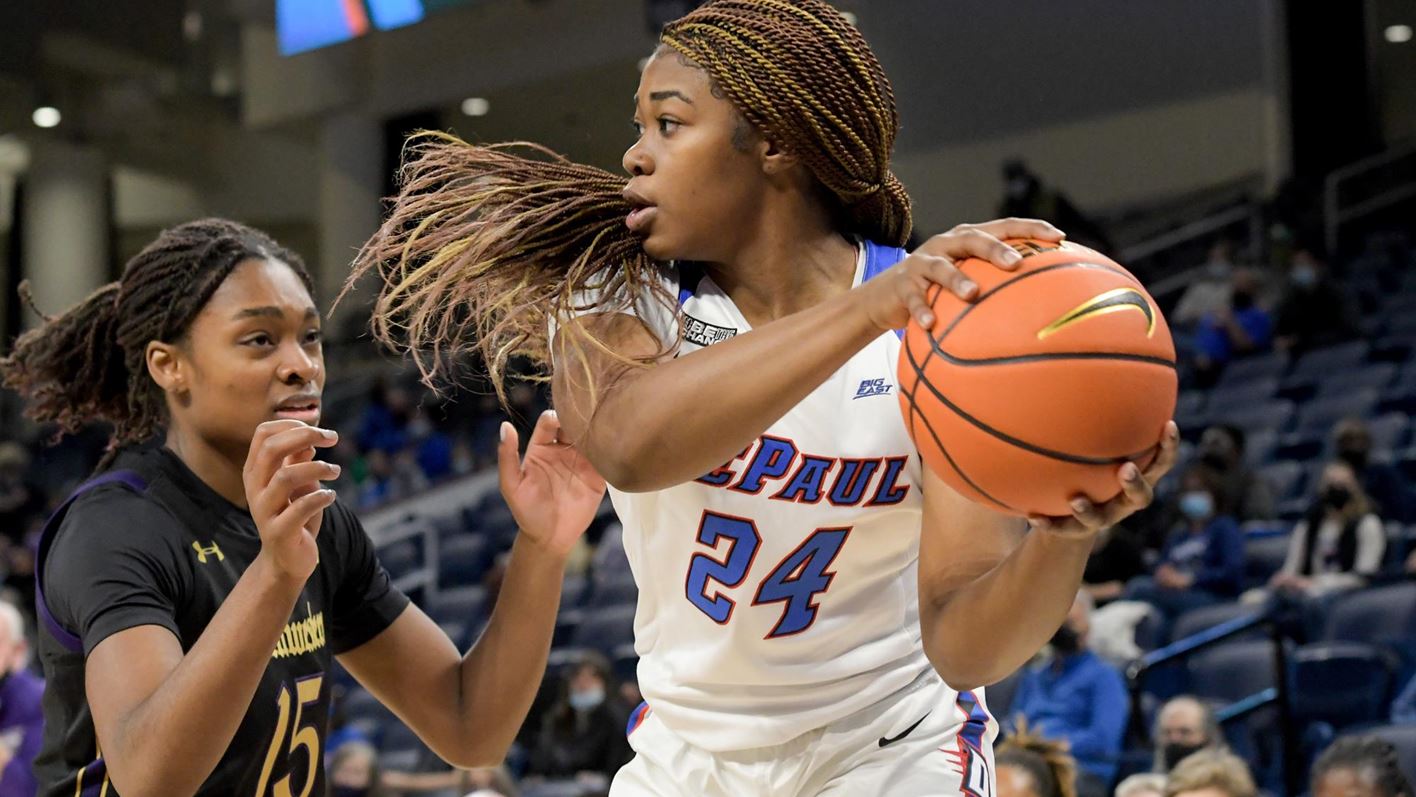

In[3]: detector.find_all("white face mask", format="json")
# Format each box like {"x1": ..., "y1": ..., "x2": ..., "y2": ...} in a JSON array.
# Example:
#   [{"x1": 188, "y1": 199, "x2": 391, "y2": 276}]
[{"x1": 569, "y1": 687, "x2": 605, "y2": 712}]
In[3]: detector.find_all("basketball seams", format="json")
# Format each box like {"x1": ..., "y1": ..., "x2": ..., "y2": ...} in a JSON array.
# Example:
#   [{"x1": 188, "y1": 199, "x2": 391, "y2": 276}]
[{"x1": 900, "y1": 329, "x2": 1016, "y2": 513}]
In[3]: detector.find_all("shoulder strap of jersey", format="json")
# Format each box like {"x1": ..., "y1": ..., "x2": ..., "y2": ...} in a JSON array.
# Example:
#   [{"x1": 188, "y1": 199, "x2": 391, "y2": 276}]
[
  {"x1": 861, "y1": 240, "x2": 910, "y2": 337},
  {"x1": 861, "y1": 240, "x2": 908, "y2": 284},
  {"x1": 35, "y1": 470, "x2": 149, "y2": 654}
]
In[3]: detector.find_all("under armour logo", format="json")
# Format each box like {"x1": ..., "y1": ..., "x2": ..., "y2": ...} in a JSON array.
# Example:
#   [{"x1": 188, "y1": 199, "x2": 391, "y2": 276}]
[{"x1": 192, "y1": 541, "x2": 225, "y2": 564}]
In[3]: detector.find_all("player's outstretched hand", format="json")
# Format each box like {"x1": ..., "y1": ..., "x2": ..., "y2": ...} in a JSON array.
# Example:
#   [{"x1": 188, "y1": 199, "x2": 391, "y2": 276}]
[
  {"x1": 1027, "y1": 421, "x2": 1180, "y2": 537},
  {"x1": 499, "y1": 410, "x2": 608, "y2": 559},
  {"x1": 243, "y1": 420, "x2": 342, "y2": 583},
  {"x1": 857, "y1": 217, "x2": 1066, "y2": 333}
]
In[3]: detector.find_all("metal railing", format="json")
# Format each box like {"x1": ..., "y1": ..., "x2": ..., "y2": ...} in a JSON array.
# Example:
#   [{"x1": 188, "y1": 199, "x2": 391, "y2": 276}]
[
  {"x1": 1125, "y1": 609, "x2": 1300, "y2": 797},
  {"x1": 1324, "y1": 141, "x2": 1416, "y2": 255}
]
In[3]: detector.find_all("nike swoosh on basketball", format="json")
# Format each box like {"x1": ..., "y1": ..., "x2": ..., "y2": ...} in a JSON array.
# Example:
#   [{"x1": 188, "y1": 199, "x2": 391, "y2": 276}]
[{"x1": 878, "y1": 710, "x2": 931, "y2": 747}]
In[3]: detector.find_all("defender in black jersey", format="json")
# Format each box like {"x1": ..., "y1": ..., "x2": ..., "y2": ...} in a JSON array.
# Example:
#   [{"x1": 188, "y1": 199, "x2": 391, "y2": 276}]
[{"x1": 2, "y1": 219, "x2": 605, "y2": 797}]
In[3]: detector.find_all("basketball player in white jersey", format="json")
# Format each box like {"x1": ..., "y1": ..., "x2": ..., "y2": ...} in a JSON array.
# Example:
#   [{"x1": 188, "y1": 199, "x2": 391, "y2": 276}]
[{"x1": 351, "y1": 2, "x2": 1177, "y2": 794}]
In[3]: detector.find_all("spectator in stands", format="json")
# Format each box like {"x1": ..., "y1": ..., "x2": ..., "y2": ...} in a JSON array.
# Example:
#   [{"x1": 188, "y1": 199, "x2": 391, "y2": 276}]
[
  {"x1": 0, "y1": 601, "x2": 42, "y2": 797},
  {"x1": 996, "y1": 720, "x2": 1078, "y2": 797},
  {"x1": 1273, "y1": 245, "x2": 1360, "y2": 353},
  {"x1": 1172, "y1": 240, "x2": 1240, "y2": 327},
  {"x1": 1124, "y1": 467, "x2": 1244, "y2": 623},
  {"x1": 0, "y1": 443, "x2": 45, "y2": 548},
  {"x1": 1335, "y1": 418, "x2": 1415, "y2": 524},
  {"x1": 1264, "y1": 460, "x2": 1385, "y2": 599},
  {"x1": 1154, "y1": 697, "x2": 1226, "y2": 774},
  {"x1": 1189, "y1": 269, "x2": 1273, "y2": 387},
  {"x1": 998, "y1": 159, "x2": 1113, "y2": 253},
  {"x1": 328, "y1": 741, "x2": 389, "y2": 797},
  {"x1": 1194, "y1": 425, "x2": 1274, "y2": 523},
  {"x1": 1082, "y1": 525, "x2": 1148, "y2": 606},
  {"x1": 1164, "y1": 750, "x2": 1256, "y2": 797},
  {"x1": 1311, "y1": 736, "x2": 1413, "y2": 797},
  {"x1": 526, "y1": 652, "x2": 632, "y2": 786},
  {"x1": 1010, "y1": 591, "x2": 1129, "y2": 796},
  {"x1": 1116, "y1": 773, "x2": 1168, "y2": 797}
]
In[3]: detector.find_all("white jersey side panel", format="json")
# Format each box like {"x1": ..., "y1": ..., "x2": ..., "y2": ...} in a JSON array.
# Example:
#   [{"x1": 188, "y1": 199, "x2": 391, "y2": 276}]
[{"x1": 608, "y1": 245, "x2": 945, "y2": 751}]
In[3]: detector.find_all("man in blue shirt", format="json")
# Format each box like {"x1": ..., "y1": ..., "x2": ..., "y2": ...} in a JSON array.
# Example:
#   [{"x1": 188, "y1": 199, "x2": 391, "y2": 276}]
[{"x1": 1010, "y1": 591, "x2": 1130, "y2": 797}]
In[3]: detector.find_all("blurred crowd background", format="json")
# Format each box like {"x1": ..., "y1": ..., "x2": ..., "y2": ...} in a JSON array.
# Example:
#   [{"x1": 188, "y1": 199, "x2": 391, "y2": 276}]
[{"x1": 1, "y1": 1, "x2": 1415, "y2": 796}]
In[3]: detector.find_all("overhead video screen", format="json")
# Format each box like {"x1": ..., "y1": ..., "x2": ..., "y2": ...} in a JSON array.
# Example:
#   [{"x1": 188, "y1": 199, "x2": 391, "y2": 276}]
[{"x1": 277, "y1": 0, "x2": 480, "y2": 55}]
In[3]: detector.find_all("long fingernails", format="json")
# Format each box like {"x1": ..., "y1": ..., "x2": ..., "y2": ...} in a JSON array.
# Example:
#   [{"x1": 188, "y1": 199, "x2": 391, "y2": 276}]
[
  {"x1": 321, "y1": 428, "x2": 337, "y2": 439},
  {"x1": 329, "y1": 464, "x2": 342, "y2": 477},
  {"x1": 500, "y1": 421, "x2": 512, "y2": 442},
  {"x1": 919, "y1": 310, "x2": 936, "y2": 327},
  {"x1": 1121, "y1": 463, "x2": 1139, "y2": 481},
  {"x1": 1003, "y1": 250, "x2": 1022, "y2": 266},
  {"x1": 1071, "y1": 498, "x2": 1090, "y2": 514}
]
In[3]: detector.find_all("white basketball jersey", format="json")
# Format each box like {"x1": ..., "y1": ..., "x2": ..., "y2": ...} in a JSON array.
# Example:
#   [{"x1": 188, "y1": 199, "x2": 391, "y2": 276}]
[{"x1": 605, "y1": 240, "x2": 948, "y2": 752}]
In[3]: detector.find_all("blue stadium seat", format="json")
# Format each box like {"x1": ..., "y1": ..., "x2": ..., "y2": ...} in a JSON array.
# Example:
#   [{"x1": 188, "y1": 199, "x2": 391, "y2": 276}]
[
  {"x1": 1176, "y1": 390, "x2": 1207, "y2": 419},
  {"x1": 570, "y1": 604, "x2": 638, "y2": 654},
  {"x1": 1243, "y1": 532, "x2": 1292, "y2": 589},
  {"x1": 1210, "y1": 378, "x2": 1281, "y2": 410},
  {"x1": 1291, "y1": 342, "x2": 1371, "y2": 382},
  {"x1": 1218, "y1": 352, "x2": 1290, "y2": 388},
  {"x1": 438, "y1": 535, "x2": 492, "y2": 588},
  {"x1": 377, "y1": 540, "x2": 420, "y2": 580},
  {"x1": 1290, "y1": 642, "x2": 1398, "y2": 729},
  {"x1": 560, "y1": 575, "x2": 589, "y2": 611},
  {"x1": 1258, "y1": 460, "x2": 1307, "y2": 502},
  {"x1": 1211, "y1": 400, "x2": 1296, "y2": 436},
  {"x1": 590, "y1": 576, "x2": 640, "y2": 608},
  {"x1": 1296, "y1": 390, "x2": 1380, "y2": 436},
  {"x1": 1172, "y1": 602, "x2": 1268, "y2": 646},
  {"x1": 1366, "y1": 412, "x2": 1413, "y2": 456},
  {"x1": 1187, "y1": 640, "x2": 1283, "y2": 703},
  {"x1": 380, "y1": 721, "x2": 422, "y2": 754},
  {"x1": 986, "y1": 667, "x2": 1026, "y2": 721},
  {"x1": 1316, "y1": 363, "x2": 1397, "y2": 397},
  {"x1": 428, "y1": 584, "x2": 486, "y2": 625},
  {"x1": 612, "y1": 642, "x2": 639, "y2": 685},
  {"x1": 1324, "y1": 583, "x2": 1416, "y2": 673},
  {"x1": 1243, "y1": 429, "x2": 1279, "y2": 468}
]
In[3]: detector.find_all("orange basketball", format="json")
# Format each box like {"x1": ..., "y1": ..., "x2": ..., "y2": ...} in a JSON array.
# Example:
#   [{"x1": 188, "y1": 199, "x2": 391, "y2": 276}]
[{"x1": 896, "y1": 239, "x2": 1176, "y2": 517}]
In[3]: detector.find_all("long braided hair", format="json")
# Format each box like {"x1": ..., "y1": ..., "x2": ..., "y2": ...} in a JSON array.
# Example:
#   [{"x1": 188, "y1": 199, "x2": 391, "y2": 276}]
[
  {"x1": 347, "y1": 0, "x2": 910, "y2": 399},
  {"x1": 1, "y1": 218, "x2": 312, "y2": 462}
]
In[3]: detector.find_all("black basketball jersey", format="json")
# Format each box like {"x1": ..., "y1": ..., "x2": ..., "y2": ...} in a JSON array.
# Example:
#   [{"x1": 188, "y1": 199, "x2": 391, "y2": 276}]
[{"x1": 33, "y1": 445, "x2": 410, "y2": 797}]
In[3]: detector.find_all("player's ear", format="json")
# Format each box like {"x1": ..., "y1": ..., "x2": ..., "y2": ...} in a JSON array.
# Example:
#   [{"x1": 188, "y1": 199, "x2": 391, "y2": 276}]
[
  {"x1": 759, "y1": 135, "x2": 800, "y2": 177},
  {"x1": 146, "y1": 341, "x2": 188, "y2": 398}
]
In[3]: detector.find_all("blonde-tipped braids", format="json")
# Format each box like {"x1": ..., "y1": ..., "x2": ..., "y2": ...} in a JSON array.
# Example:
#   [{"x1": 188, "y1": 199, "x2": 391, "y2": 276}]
[
  {"x1": 662, "y1": 0, "x2": 911, "y2": 246},
  {"x1": 344, "y1": 133, "x2": 674, "y2": 400},
  {"x1": 351, "y1": 0, "x2": 909, "y2": 395}
]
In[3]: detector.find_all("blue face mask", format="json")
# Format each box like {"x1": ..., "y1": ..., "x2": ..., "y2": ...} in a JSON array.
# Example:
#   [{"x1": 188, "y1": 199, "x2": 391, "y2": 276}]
[{"x1": 1179, "y1": 491, "x2": 1214, "y2": 521}]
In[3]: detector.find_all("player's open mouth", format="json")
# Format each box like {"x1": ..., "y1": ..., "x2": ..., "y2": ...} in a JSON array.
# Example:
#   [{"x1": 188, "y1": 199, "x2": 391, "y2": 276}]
[
  {"x1": 625, "y1": 205, "x2": 657, "y2": 233},
  {"x1": 274, "y1": 395, "x2": 321, "y2": 424}
]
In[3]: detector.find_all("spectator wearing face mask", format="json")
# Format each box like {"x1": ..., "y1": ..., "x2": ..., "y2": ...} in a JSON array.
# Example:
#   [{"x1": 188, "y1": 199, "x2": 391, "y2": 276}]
[
  {"x1": 1273, "y1": 246, "x2": 1360, "y2": 353},
  {"x1": 1265, "y1": 460, "x2": 1385, "y2": 599},
  {"x1": 1172, "y1": 240, "x2": 1240, "y2": 327},
  {"x1": 1153, "y1": 696, "x2": 1227, "y2": 774},
  {"x1": 1189, "y1": 268, "x2": 1274, "y2": 387},
  {"x1": 525, "y1": 652, "x2": 632, "y2": 785},
  {"x1": 1009, "y1": 592, "x2": 1129, "y2": 797},
  {"x1": 1125, "y1": 467, "x2": 1244, "y2": 627},
  {"x1": 327, "y1": 741, "x2": 390, "y2": 797},
  {"x1": 1193, "y1": 425, "x2": 1274, "y2": 523},
  {"x1": 1333, "y1": 418, "x2": 1415, "y2": 524}
]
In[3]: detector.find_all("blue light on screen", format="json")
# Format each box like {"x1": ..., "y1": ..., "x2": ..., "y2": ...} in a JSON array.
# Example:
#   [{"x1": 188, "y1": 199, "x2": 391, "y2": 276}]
[
  {"x1": 277, "y1": 0, "x2": 426, "y2": 56},
  {"x1": 368, "y1": 0, "x2": 425, "y2": 30}
]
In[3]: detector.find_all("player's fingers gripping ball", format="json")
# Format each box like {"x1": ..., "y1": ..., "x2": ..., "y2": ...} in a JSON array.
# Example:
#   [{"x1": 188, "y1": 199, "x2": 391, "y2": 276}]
[{"x1": 897, "y1": 239, "x2": 1177, "y2": 517}]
